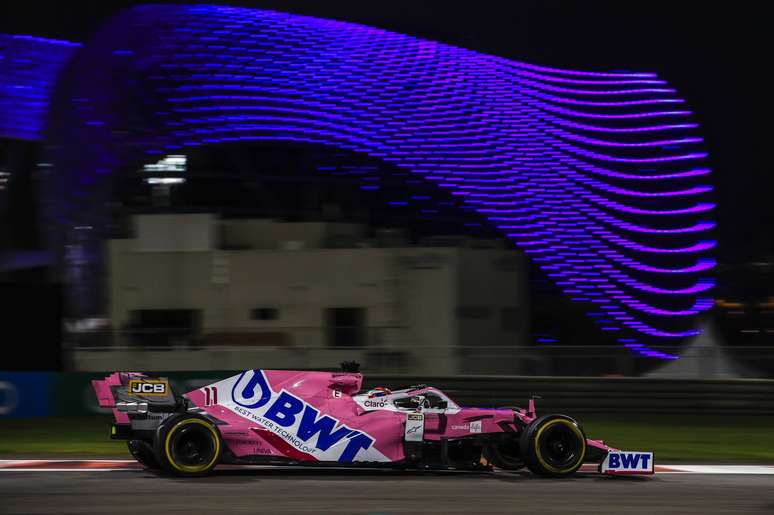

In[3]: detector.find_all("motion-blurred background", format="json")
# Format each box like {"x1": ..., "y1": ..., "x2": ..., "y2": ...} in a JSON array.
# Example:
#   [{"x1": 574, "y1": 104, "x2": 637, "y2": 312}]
[{"x1": 0, "y1": 1, "x2": 772, "y2": 463}]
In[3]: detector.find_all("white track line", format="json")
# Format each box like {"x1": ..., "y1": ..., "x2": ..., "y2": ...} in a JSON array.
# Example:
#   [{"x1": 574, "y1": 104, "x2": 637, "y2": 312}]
[
  {"x1": 659, "y1": 465, "x2": 774, "y2": 475},
  {"x1": 0, "y1": 460, "x2": 773, "y2": 474}
]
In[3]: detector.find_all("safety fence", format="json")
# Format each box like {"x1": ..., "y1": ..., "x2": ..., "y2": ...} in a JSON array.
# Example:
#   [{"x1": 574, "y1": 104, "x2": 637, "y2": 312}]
[
  {"x1": 64, "y1": 343, "x2": 774, "y2": 378},
  {"x1": 2, "y1": 371, "x2": 773, "y2": 418},
  {"x1": 367, "y1": 375, "x2": 774, "y2": 416}
]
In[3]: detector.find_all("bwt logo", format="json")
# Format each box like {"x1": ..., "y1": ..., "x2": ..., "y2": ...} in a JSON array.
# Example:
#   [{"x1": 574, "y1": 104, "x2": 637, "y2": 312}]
[
  {"x1": 128, "y1": 379, "x2": 168, "y2": 396},
  {"x1": 608, "y1": 453, "x2": 651, "y2": 470},
  {"x1": 232, "y1": 370, "x2": 375, "y2": 462},
  {"x1": 232, "y1": 370, "x2": 273, "y2": 409}
]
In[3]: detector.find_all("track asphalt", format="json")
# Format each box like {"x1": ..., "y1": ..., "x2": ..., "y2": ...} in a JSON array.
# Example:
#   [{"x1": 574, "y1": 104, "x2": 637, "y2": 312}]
[{"x1": 1, "y1": 461, "x2": 773, "y2": 514}]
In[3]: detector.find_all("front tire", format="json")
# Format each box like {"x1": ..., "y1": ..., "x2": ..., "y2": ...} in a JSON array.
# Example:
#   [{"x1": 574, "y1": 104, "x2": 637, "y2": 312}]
[
  {"x1": 520, "y1": 415, "x2": 586, "y2": 478},
  {"x1": 154, "y1": 413, "x2": 222, "y2": 477}
]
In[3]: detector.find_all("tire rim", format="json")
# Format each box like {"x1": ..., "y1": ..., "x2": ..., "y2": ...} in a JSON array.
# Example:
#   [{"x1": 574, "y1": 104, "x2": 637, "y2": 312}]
[
  {"x1": 537, "y1": 422, "x2": 582, "y2": 469},
  {"x1": 169, "y1": 424, "x2": 216, "y2": 469}
]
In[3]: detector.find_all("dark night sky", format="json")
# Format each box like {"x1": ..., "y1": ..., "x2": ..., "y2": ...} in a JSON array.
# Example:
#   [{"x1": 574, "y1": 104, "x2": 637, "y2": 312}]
[{"x1": 2, "y1": 1, "x2": 772, "y2": 263}]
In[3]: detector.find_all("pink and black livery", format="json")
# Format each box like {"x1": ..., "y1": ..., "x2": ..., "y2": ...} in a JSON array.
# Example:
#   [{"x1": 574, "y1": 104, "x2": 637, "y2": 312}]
[{"x1": 92, "y1": 363, "x2": 654, "y2": 477}]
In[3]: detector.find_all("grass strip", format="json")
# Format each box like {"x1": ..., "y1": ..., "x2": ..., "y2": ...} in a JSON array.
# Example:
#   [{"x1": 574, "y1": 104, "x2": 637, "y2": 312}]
[{"x1": 1, "y1": 415, "x2": 772, "y2": 462}]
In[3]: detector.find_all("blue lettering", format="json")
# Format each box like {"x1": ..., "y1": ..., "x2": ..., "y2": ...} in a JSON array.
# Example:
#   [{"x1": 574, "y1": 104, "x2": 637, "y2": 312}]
[
  {"x1": 232, "y1": 370, "x2": 272, "y2": 409},
  {"x1": 339, "y1": 433, "x2": 374, "y2": 463},
  {"x1": 608, "y1": 453, "x2": 620, "y2": 469},
  {"x1": 297, "y1": 406, "x2": 352, "y2": 451},
  {"x1": 620, "y1": 453, "x2": 641, "y2": 469},
  {"x1": 265, "y1": 392, "x2": 304, "y2": 427},
  {"x1": 230, "y1": 373, "x2": 375, "y2": 461},
  {"x1": 641, "y1": 454, "x2": 651, "y2": 469}
]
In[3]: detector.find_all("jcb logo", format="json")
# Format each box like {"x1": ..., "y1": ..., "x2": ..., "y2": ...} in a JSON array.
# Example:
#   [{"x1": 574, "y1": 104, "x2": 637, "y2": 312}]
[{"x1": 128, "y1": 379, "x2": 168, "y2": 396}]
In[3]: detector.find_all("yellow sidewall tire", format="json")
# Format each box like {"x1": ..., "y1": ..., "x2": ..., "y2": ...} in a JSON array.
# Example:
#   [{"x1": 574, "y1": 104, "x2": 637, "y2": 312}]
[
  {"x1": 522, "y1": 415, "x2": 586, "y2": 477},
  {"x1": 157, "y1": 415, "x2": 222, "y2": 476}
]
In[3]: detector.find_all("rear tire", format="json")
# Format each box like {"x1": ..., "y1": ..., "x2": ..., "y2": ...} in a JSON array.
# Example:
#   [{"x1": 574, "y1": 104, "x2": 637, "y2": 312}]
[
  {"x1": 153, "y1": 413, "x2": 222, "y2": 477},
  {"x1": 520, "y1": 415, "x2": 586, "y2": 478},
  {"x1": 127, "y1": 440, "x2": 159, "y2": 469}
]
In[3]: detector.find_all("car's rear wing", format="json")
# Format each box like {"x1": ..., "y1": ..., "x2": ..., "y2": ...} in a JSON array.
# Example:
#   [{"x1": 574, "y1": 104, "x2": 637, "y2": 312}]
[{"x1": 92, "y1": 372, "x2": 180, "y2": 426}]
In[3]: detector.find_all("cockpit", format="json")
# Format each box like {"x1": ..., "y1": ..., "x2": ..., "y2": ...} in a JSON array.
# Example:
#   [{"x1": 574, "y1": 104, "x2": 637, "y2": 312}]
[{"x1": 354, "y1": 385, "x2": 460, "y2": 413}]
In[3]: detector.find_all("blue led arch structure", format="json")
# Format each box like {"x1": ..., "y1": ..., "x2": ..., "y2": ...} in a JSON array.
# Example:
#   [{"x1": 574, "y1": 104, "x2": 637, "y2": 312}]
[
  {"x1": 3, "y1": 5, "x2": 716, "y2": 358},
  {"x1": 0, "y1": 34, "x2": 80, "y2": 141}
]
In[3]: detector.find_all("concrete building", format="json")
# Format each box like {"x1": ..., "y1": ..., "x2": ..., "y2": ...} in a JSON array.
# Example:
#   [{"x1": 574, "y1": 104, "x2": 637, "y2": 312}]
[{"x1": 91, "y1": 214, "x2": 529, "y2": 375}]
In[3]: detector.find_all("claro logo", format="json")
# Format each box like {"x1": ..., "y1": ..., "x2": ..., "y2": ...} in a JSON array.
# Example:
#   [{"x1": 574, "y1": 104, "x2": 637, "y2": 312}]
[
  {"x1": 363, "y1": 400, "x2": 387, "y2": 408},
  {"x1": 128, "y1": 379, "x2": 168, "y2": 396}
]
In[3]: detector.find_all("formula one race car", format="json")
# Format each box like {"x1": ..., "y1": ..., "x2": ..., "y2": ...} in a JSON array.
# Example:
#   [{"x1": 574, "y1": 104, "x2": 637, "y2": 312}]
[{"x1": 92, "y1": 363, "x2": 654, "y2": 477}]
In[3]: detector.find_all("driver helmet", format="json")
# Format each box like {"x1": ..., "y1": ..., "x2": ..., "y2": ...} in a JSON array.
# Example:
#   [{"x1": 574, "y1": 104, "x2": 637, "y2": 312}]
[{"x1": 366, "y1": 386, "x2": 392, "y2": 398}]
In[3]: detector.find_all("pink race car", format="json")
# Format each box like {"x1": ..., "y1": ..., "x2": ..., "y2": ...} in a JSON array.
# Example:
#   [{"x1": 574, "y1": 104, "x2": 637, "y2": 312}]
[{"x1": 92, "y1": 363, "x2": 653, "y2": 477}]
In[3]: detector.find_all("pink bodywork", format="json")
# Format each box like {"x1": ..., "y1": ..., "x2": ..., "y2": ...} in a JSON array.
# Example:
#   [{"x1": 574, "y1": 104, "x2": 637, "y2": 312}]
[
  {"x1": 95, "y1": 369, "x2": 613, "y2": 464},
  {"x1": 191, "y1": 370, "x2": 613, "y2": 463},
  {"x1": 188, "y1": 370, "x2": 406, "y2": 461},
  {"x1": 92, "y1": 372, "x2": 145, "y2": 424}
]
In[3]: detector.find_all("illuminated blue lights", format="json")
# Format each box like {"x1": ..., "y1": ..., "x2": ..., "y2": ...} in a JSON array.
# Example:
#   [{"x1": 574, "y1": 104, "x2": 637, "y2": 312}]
[
  {"x1": 0, "y1": 35, "x2": 81, "y2": 140},
  {"x1": 1, "y1": 4, "x2": 715, "y2": 359}
]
